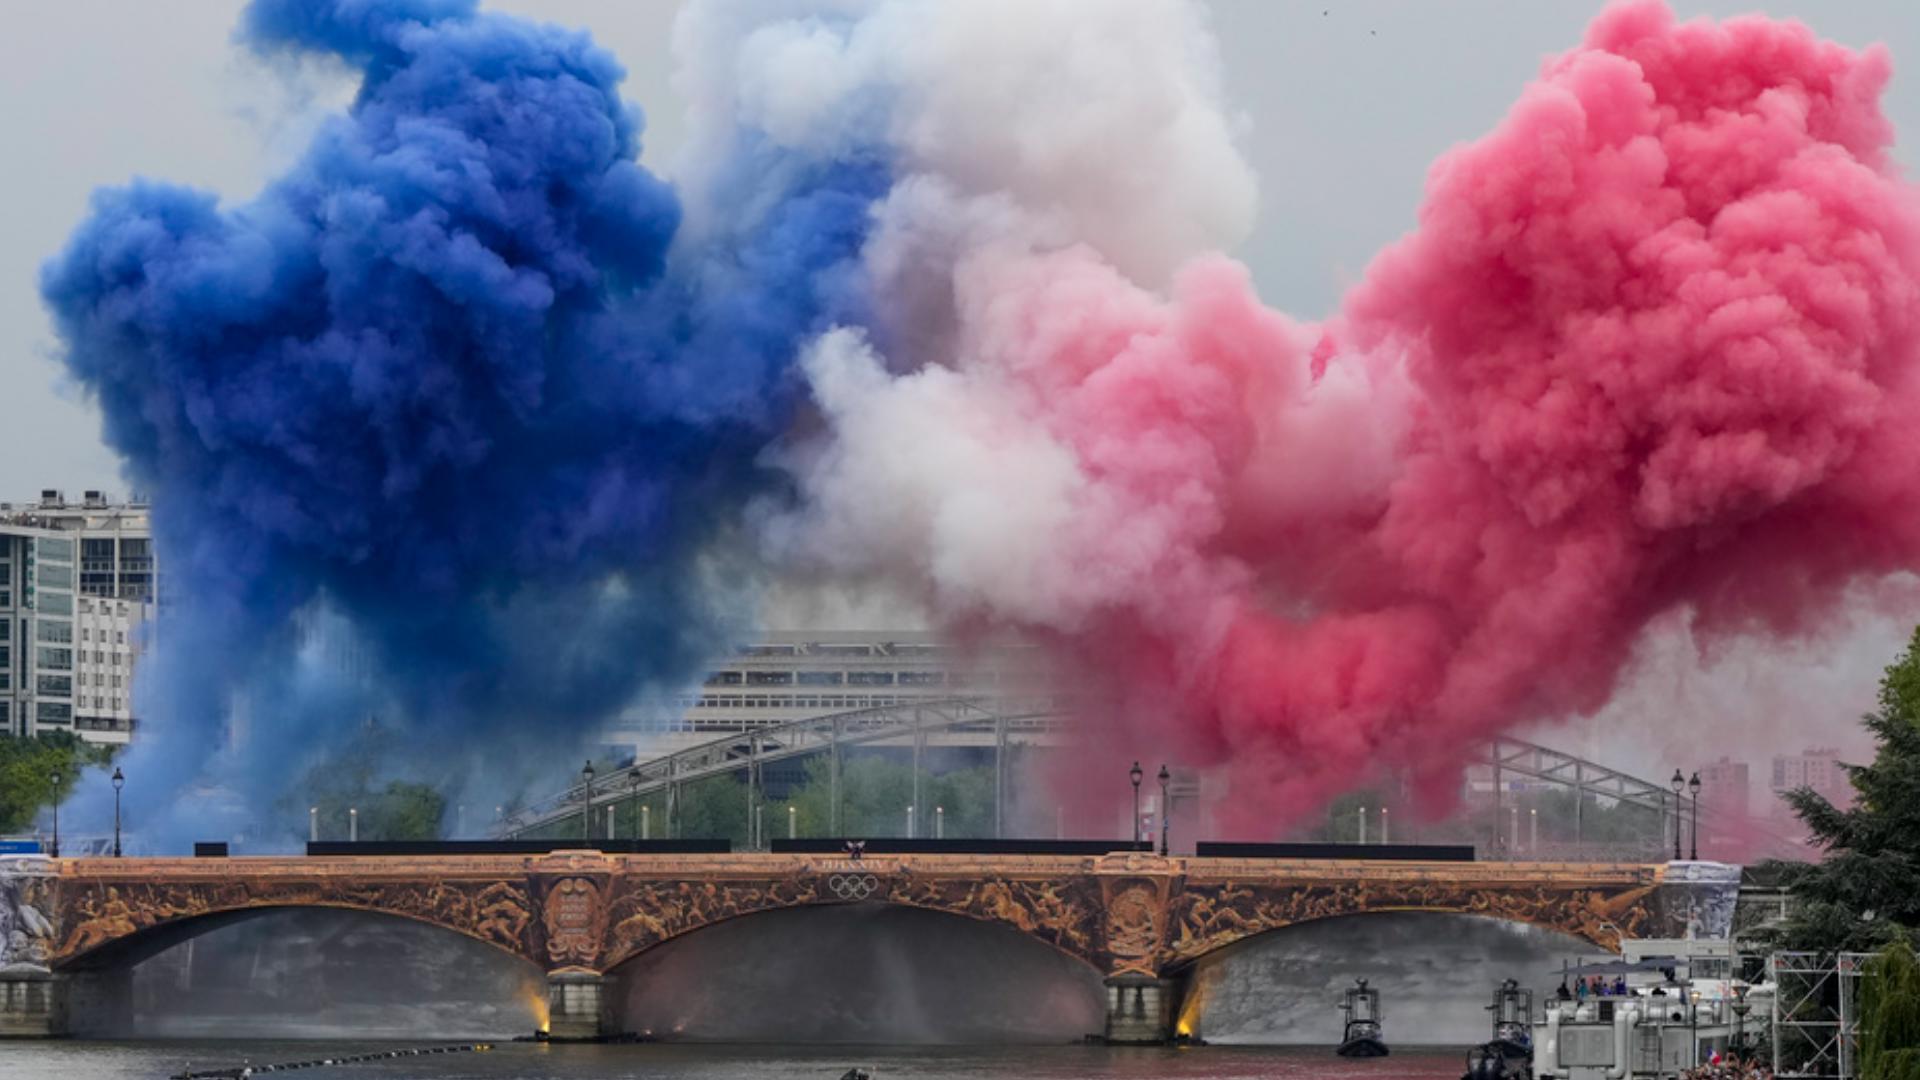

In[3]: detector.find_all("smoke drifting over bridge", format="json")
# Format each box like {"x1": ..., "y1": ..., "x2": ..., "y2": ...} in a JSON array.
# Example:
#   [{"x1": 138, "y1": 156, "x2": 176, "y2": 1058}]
[{"x1": 37, "y1": 0, "x2": 1920, "y2": 839}]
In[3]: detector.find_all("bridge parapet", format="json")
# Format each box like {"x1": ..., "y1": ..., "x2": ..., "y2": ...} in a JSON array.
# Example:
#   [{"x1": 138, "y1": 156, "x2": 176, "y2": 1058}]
[{"x1": 3, "y1": 853, "x2": 1738, "y2": 1040}]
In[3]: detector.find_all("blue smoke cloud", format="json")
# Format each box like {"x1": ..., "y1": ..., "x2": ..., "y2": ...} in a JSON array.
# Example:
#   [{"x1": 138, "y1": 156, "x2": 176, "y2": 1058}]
[{"x1": 39, "y1": 0, "x2": 887, "y2": 846}]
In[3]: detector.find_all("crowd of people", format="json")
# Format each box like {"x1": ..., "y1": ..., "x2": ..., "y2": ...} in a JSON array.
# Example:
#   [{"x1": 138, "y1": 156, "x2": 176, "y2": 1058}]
[{"x1": 1681, "y1": 1054, "x2": 1772, "y2": 1079}]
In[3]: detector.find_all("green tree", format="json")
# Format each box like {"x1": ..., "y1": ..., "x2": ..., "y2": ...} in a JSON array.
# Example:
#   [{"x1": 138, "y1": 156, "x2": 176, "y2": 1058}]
[
  {"x1": 1862, "y1": 940, "x2": 1920, "y2": 1080},
  {"x1": 285, "y1": 724, "x2": 448, "y2": 842},
  {"x1": 0, "y1": 732, "x2": 113, "y2": 834},
  {"x1": 1765, "y1": 626, "x2": 1920, "y2": 952}
]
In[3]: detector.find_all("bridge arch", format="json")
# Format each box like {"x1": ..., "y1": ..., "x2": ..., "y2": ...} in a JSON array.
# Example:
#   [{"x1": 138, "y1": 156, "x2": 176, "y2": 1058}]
[
  {"x1": 596, "y1": 873, "x2": 1108, "y2": 975},
  {"x1": 53, "y1": 880, "x2": 542, "y2": 972},
  {"x1": 1174, "y1": 909, "x2": 1598, "y2": 1045},
  {"x1": 1161, "y1": 874, "x2": 1655, "y2": 971},
  {"x1": 607, "y1": 901, "x2": 1107, "y2": 1043}
]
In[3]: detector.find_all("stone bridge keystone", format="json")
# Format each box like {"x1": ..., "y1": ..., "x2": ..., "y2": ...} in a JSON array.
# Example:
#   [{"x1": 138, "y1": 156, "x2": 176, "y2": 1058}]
[{"x1": 0, "y1": 853, "x2": 1739, "y2": 1041}]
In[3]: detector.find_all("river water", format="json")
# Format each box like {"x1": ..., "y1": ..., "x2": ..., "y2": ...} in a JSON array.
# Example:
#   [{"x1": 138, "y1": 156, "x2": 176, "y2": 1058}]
[{"x1": 0, "y1": 1040, "x2": 1464, "y2": 1079}]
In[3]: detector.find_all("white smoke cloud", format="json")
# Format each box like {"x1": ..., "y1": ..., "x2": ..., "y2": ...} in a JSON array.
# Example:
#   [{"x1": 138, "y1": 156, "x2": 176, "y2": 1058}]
[{"x1": 672, "y1": 0, "x2": 1257, "y2": 287}]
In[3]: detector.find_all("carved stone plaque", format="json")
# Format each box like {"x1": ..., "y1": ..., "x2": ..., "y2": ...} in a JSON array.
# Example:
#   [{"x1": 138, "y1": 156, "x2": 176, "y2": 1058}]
[{"x1": 543, "y1": 877, "x2": 605, "y2": 968}]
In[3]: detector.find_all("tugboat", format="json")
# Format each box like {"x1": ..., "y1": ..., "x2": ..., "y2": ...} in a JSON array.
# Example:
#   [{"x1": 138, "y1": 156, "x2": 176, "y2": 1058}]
[
  {"x1": 1336, "y1": 977, "x2": 1390, "y2": 1058},
  {"x1": 1463, "y1": 979, "x2": 1534, "y2": 1080}
]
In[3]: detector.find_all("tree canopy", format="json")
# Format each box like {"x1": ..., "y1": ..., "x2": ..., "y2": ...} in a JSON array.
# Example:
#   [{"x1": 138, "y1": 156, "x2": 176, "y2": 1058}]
[
  {"x1": 1767, "y1": 625, "x2": 1920, "y2": 952},
  {"x1": 0, "y1": 731, "x2": 113, "y2": 834}
]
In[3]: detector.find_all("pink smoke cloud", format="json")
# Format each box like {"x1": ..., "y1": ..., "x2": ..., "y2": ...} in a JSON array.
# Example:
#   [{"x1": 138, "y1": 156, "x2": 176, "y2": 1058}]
[{"x1": 784, "y1": 0, "x2": 1920, "y2": 832}]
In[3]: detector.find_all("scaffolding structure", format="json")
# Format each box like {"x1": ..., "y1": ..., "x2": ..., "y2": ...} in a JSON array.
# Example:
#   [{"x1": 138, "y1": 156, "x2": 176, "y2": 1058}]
[{"x1": 1770, "y1": 951, "x2": 1872, "y2": 1079}]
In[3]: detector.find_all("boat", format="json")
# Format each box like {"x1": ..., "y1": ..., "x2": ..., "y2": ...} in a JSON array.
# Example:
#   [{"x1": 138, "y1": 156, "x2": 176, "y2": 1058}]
[
  {"x1": 1336, "y1": 977, "x2": 1390, "y2": 1058},
  {"x1": 1463, "y1": 979, "x2": 1534, "y2": 1080},
  {"x1": 1530, "y1": 937, "x2": 1772, "y2": 1079}
]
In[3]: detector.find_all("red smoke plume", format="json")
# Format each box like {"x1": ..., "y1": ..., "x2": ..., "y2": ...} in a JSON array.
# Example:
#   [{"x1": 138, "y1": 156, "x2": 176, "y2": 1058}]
[
  {"x1": 787, "y1": 1, "x2": 1920, "y2": 833},
  {"x1": 1025, "y1": 1, "x2": 1920, "y2": 828}
]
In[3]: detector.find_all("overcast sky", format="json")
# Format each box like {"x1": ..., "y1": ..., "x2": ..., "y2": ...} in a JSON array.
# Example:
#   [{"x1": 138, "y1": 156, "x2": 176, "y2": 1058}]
[
  {"x1": 2, "y1": 1, "x2": 1916, "y2": 781},
  {"x1": 6, "y1": 0, "x2": 1915, "y2": 500}
]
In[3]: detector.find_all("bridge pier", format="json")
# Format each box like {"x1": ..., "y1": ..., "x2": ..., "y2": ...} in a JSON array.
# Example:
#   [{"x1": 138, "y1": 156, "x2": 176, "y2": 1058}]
[
  {"x1": 50, "y1": 969, "x2": 133, "y2": 1037},
  {"x1": 545, "y1": 970, "x2": 621, "y2": 1041},
  {"x1": 0, "y1": 970, "x2": 56, "y2": 1037},
  {"x1": 1102, "y1": 974, "x2": 1179, "y2": 1044}
]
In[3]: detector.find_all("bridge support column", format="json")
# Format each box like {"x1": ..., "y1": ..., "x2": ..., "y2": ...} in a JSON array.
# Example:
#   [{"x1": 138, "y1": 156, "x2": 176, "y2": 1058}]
[
  {"x1": 1102, "y1": 974, "x2": 1178, "y2": 1044},
  {"x1": 0, "y1": 970, "x2": 56, "y2": 1037},
  {"x1": 51, "y1": 968, "x2": 134, "y2": 1037},
  {"x1": 545, "y1": 970, "x2": 620, "y2": 1041}
]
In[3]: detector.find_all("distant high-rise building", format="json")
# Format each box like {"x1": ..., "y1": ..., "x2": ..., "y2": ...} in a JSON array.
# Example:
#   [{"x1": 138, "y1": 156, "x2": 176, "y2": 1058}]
[
  {"x1": 1771, "y1": 746, "x2": 1852, "y2": 817},
  {"x1": 1697, "y1": 756, "x2": 1750, "y2": 818},
  {"x1": 0, "y1": 490, "x2": 157, "y2": 745}
]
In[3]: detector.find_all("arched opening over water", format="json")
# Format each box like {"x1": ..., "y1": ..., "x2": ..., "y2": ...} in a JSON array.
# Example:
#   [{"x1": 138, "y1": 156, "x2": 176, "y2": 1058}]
[
  {"x1": 611, "y1": 902, "x2": 1105, "y2": 1044},
  {"x1": 110, "y1": 907, "x2": 545, "y2": 1039},
  {"x1": 1177, "y1": 911, "x2": 1595, "y2": 1047}
]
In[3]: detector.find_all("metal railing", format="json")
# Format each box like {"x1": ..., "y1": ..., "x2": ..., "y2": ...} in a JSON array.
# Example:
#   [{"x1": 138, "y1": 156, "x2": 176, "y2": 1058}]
[
  {"x1": 503, "y1": 696, "x2": 1068, "y2": 842},
  {"x1": 502, "y1": 697, "x2": 1721, "y2": 850}
]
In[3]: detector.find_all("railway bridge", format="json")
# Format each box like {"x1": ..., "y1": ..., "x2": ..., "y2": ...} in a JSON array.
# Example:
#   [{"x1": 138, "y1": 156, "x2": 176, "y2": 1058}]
[{"x1": 0, "y1": 850, "x2": 1739, "y2": 1041}]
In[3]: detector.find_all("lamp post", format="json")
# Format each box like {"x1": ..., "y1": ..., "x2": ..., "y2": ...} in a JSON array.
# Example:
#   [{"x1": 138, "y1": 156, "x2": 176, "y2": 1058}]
[
  {"x1": 628, "y1": 772, "x2": 643, "y2": 839},
  {"x1": 111, "y1": 767, "x2": 125, "y2": 857},
  {"x1": 789, "y1": 804, "x2": 798, "y2": 841},
  {"x1": 906, "y1": 805, "x2": 915, "y2": 839},
  {"x1": 1669, "y1": 769, "x2": 1685, "y2": 861},
  {"x1": 349, "y1": 806, "x2": 358, "y2": 842},
  {"x1": 1129, "y1": 762, "x2": 1144, "y2": 848},
  {"x1": 1157, "y1": 765, "x2": 1171, "y2": 856},
  {"x1": 47, "y1": 771, "x2": 59, "y2": 858},
  {"x1": 935, "y1": 805, "x2": 945, "y2": 840},
  {"x1": 309, "y1": 806, "x2": 319, "y2": 843},
  {"x1": 580, "y1": 760, "x2": 595, "y2": 844},
  {"x1": 642, "y1": 804, "x2": 651, "y2": 841},
  {"x1": 1731, "y1": 986, "x2": 1751, "y2": 1059},
  {"x1": 1688, "y1": 771, "x2": 1702, "y2": 861}
]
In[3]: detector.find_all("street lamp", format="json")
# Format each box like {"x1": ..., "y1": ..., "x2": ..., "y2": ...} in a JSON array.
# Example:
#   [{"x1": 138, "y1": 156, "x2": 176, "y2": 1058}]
[
  {"x1": 48, "y1": 771, "x2": 60, "y2": 858},
  {"x1": 349, "y1": 806, "x2": 358, "y2": 842},
  {"x1": 111, "y1": 767, "x2": 125, "y2": 857},
  {"x1": 628, "y1": 771, "x2": 643, "y2": 839},
  {"x1": 1688, "y1": 771, "x2": 1702, "y2": 861},
  {"x1": 1129, "y1": 762, "x2": 1144, "y2": 848},
  {"x1": 581, "y1": 760, "x2": 595, "y2": 844},
  {"x1": 1157, "y1": 765, "x2": 1171, "y2": 856},
  {"x1": 935, "y1": 805, "x2": 945, "y2": 840},
  {"x1": 789, "y1": 804, "x2": 798, "y2": 841},
  {"x1": 1669, "y1": 769, "x2": 1685, "y2": 861}
]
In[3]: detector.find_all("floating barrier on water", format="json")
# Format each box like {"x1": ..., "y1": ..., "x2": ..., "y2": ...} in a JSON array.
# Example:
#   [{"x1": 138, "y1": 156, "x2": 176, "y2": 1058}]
[{"x1": 167, "y1": 1043, "x2": 492, "y2": 1079}]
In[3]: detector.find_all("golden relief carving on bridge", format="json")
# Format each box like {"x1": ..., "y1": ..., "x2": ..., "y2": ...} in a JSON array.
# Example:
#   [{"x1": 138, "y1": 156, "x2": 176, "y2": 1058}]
[
  {"x1": 891, "y1": 874, "x2": 1102, "y2": 965},
  {"x1": 600, "y1": 875, "x2": 825, "y2": 970},
  {"x1": 54, "y1": 876, "x2": 537, "y2": 965},
  {"x1": 542, "y1": 877, "x2": 607, "y2": 967},
  {"x1": 1166, "y1": 878, "x2": 1658, "y2": 964},
  {"x1": 1102, "y1": 878, "x2": 1168, "y2": 976}
]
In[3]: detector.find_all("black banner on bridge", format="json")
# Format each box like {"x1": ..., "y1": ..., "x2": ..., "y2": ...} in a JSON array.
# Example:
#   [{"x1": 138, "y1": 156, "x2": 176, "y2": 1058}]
[
  {"x1": 305, "y1": 839, "x2": 732, "y2": 856},
  {"x1": 1194, "y1": 841, "x2": 1474, "y2": 862},
  {"x1": 770, "y1": 838, "x2": 1152, "y2": 856}
]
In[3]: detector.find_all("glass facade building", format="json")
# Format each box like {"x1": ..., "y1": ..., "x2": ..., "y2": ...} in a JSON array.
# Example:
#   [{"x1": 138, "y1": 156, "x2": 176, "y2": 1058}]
[{"x1": 0, "y1": 491, "x2": 155, "y2": 745}]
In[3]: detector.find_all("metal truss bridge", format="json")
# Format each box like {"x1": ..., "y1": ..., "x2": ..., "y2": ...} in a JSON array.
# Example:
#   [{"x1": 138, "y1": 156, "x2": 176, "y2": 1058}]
[{"x1": 500, "y1": 697, "x2": 1714, "y2": 851}]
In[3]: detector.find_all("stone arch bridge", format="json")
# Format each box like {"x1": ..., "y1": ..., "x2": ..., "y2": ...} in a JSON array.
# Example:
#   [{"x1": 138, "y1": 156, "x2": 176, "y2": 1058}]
[{"x1": 0, "y1": 851, "x2": 1738, "y2": 1041}]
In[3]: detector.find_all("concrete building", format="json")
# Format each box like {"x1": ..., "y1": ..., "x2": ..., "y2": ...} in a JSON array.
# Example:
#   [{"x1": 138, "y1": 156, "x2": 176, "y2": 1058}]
[
  {"x1": 604, "y1": 630, "x2": 1057, "y2": 756},
  {"x1": 1697, "y1": 756, "x2": 1750, "y2": 818},
  {"x1": 0, "y1": 490, "x2": 156, "y2": 745},
  {"x1": 1770, "y1": 746, "x2": 1851, "y2": 817}
]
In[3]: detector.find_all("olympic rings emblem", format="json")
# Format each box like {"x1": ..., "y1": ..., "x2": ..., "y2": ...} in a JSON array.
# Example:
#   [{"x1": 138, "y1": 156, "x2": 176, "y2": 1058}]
[{"x1": 827, "y1": 873, "x2": 882, "y2": 901}]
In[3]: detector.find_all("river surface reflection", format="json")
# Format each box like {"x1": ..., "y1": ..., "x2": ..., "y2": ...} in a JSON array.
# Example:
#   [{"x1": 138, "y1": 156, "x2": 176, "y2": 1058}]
[{"x1": 0, "y1": 1040, "x2": 1465, "y2": 1079}]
